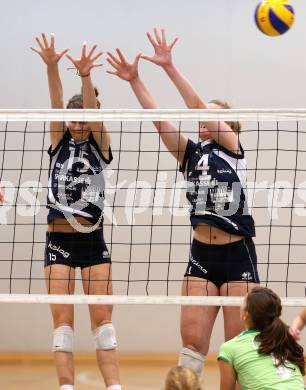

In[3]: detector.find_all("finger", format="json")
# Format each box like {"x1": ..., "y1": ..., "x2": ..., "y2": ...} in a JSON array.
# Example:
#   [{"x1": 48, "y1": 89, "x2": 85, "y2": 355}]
[
  {"x1": 35, "y1": 37, "x2": 44, "y2": 51},
  {"x1": 116, "y1": 48, "x2": 126, "y2": 63},
  {"x1": 161, "y1": 29, "x2": 166, "y2": 44},
  {"x1": 146, "y1": 32, "x2": 157, "y2": 48},
  {"x1": 169, "y1": 37, "x2": 178, "y2": 49},
  {"x1": 106, "y1": 70, "x2": 118, "y2": 76},
  {"x1": 42, "y1": 33, "x2": 49, "y2": 48},
  {"x1": 59, "y1": 48, "x2": 69, "y2": 58},
  {"x1": 88, "y1": 44, "x2": 97, "y2": 59},
  {"x1": 92, "y1": 63, "x2": 103, "y2": 68},
  {"x1": 92, "y1": 52, "x2": 103, "y2": 62},
  {"x1": 154, "y1": 28, "x2": 162, "y2": 44},
  {"x1": 82, "y1": 41, "x2": 87, "y2": 58},
  {"x1": 140, "y1": 55, "x2": 154, "y2": 63},
  {"x1": 107, "y1": 51, "x2": 120, "y2": 64},
  {"x1": 106, "y1": 57, "x2": 119, "y2": 69},
  {"x1": 291, "y1": 329, "x2": 298, "y2": 337},
  {"x1": 30, "y1": 47, "x2": 41, "y2": 55},
  {"x1": 50, "y1": 32, "x2": 55, "y2": 49},
  {"x1": 133, "y1": 53, "x2": 142, "y2": 66},
  {"x1": 66, "y1": 53, "x2": 76, "y2": 64}
]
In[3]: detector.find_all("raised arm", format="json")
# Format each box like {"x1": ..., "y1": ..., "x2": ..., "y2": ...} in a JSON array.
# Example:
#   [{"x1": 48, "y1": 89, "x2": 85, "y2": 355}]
[
  {"x1": 106, "y1": 49, "x2": 187, "y2": 164},
  {"x1": 142, "y1": 29, "x2": 240, "y2": 153},
  {"x1": 66, "y1": 43, "x2": 110, "y2": 158},
  {"x1": 31, "y1": 33, "x2": 68, "y2": 148}
]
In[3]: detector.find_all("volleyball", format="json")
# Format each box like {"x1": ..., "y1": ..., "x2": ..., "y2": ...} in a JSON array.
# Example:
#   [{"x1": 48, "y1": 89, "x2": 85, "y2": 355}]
[{"x1": 255, "y1": 0, "x2": 295, "y2": 36}]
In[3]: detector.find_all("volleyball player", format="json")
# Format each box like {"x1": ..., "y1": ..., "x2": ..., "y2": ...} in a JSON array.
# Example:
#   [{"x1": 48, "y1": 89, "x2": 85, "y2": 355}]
[
  {"x1": 218, "y1": 287, "x2": 305, "y2": 389},
  {"x1": 31, "y1": 33, "x2": 121, "y2": 390},
  {"x1": 106, "y1": 29, "x2": 259, "y2": 380}
]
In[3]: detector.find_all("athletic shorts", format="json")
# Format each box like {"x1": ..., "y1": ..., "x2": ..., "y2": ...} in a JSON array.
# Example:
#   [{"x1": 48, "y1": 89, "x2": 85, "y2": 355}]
[
  {"x1": 184, "y1": 237, "x2": 260, "y2": 288},
  {"x1": 44, "y1": 229, "x2": 111, "y2": 269}
]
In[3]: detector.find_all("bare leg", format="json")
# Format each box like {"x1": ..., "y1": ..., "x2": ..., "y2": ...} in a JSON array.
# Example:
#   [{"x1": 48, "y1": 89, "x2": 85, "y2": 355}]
[
  {"x1": 221, "y1": 281, "x2": 258, "y2": 390},
  {"x1": 82, "y1": 264, "x2": 120, "y2": 387},
  {"x1": 45, "y1": 264, "x2": 75, "y2": 387},
  {"x1": 181, "y1": 277, "x2": 220, "y2": 355},
  {"x1": 221, "y1": 282, "x2": 257, "y2": 341}
]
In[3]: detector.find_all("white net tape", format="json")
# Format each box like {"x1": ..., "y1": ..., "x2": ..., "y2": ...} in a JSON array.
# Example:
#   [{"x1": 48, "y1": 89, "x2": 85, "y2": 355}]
[
  {"x1": 1, "y1": 108, "x2": 306, "y2": 122},
  {"x1": 1, "y1": 294, "x2": 306, "y2": 306}
]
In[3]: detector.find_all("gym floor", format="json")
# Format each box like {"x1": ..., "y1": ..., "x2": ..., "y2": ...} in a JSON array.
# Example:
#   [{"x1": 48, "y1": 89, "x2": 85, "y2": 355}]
[{"x1": 0, "y1": 354, "x2": 220, "y2": 389}]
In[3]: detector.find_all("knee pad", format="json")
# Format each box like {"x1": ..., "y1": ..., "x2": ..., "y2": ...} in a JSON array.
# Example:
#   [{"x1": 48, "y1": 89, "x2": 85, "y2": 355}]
[
  {"x1": 178, "y1": 347, "x2": 205, "y2": 376},
  {"x1": 52, "y1": 325, "x2": 74, "y2": 353},
  {"x1": 93, "y1": 323, "x2": 117, "y2": 350}
]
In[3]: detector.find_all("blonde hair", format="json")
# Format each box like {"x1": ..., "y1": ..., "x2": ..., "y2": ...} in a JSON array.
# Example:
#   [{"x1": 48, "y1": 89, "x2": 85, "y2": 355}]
[
  {"x1": 165, "y1": 367, "x2": 201, "y2": 390},
  {"x1": 66, "y1": 87, "x2": 101, "y2": 109},
  {"x1": 209, "y1": 99, "x2": 241, "y2": 134}
]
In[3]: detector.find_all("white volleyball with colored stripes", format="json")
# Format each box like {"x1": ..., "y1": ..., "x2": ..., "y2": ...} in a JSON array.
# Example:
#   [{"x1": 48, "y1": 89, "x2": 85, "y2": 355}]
[{"x1": 255, "y1": 0, "x2": 295, "y2": 36}]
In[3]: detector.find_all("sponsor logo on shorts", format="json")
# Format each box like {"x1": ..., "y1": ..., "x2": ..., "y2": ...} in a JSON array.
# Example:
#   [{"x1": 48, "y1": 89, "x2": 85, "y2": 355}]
[
  {"x1": 190, "y1": 256, "x2": 207, "y2": 274},
  {"x1": 48, "y1": 242, "x2": 70, "y2": 259},
  {"x1": 241, "y1": 272, "x2": 252, "y2": 281},
  {"x1": 103, "y1": 250, "x2": 110, "y2": 258}
]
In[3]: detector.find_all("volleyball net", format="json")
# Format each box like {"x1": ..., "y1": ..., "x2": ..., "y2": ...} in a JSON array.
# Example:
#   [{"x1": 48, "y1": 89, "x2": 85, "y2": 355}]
[{"x1": 1, "y1": 109, "x2": 306, "y2": 306}]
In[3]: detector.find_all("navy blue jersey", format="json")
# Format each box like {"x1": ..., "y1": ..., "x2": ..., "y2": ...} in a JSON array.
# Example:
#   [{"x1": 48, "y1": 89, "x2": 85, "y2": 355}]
[
  {"x1": 180, "y1": 139, "x2": 255, "y2": 237},
  {"x1": 47, "y1": 130, "x2": 112, "y2": 226}
]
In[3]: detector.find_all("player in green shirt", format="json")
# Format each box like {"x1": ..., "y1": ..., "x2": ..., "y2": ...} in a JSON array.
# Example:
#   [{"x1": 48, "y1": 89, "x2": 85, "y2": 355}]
[{"x1": 218, "y1": 287, "x2": 305, "y2": 390}]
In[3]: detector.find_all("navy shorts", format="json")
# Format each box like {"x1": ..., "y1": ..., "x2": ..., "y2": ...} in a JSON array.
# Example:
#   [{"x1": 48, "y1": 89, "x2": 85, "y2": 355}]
[
  {"x1": 44, "y1": 229, "x2": 111, "y2": 269},
  {"x1": 185, "y1": 237, "x2": 260, "y2": 288}
]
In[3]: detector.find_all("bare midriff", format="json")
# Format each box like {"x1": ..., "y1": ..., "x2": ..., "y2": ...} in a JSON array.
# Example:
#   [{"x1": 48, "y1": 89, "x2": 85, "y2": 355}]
[
  {"x1": 47, "y1": 217, "x2": 101, "y2": 233},
  {"x1": 193, "y1": 223, "x2": 244, "y2": 245}
]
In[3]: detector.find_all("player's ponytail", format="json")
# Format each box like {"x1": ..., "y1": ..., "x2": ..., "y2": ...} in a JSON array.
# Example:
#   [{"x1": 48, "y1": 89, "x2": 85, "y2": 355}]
[{"x1": 246, "y1": 287, "x2": 305, "y2": 375}]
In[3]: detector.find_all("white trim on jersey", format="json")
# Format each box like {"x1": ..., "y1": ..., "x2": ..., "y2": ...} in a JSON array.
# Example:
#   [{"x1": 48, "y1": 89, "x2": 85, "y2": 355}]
[
  {"x1": 47, "y1": 139, "x2": 106, "y2": 219},
  {"x1": 91, "y1": 144, "x2": 109, "y2": 172},
  {"x1": 211, "y1": 149, "x2": 247, "y2": 189}
]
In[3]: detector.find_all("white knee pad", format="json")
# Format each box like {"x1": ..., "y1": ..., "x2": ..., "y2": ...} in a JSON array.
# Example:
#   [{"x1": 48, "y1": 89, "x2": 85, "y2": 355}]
[
  {"x1": 93, "y1": 323, "x2": 117, "y2": 350},
  {"x1": 52, "y1": 326, "x2": 74, "y2": 353},
  {"x1": 178, "y1": 347, "x2": 205, "y2": 376}
]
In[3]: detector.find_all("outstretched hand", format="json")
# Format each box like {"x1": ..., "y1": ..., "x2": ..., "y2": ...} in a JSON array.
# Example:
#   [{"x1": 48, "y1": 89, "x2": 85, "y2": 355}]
[
  {"x1": 66, "y1": 42, "x2": 103, "y2": 76},
  {"x1": 31, "y1": 33, "x2": 68, "y2": 66},
  {"x1": 106, "y1": 49, "x2": 141, "y2": 82},
  {"x1": 141, "y1": 28, "x2": 178, "y2": 67}
]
